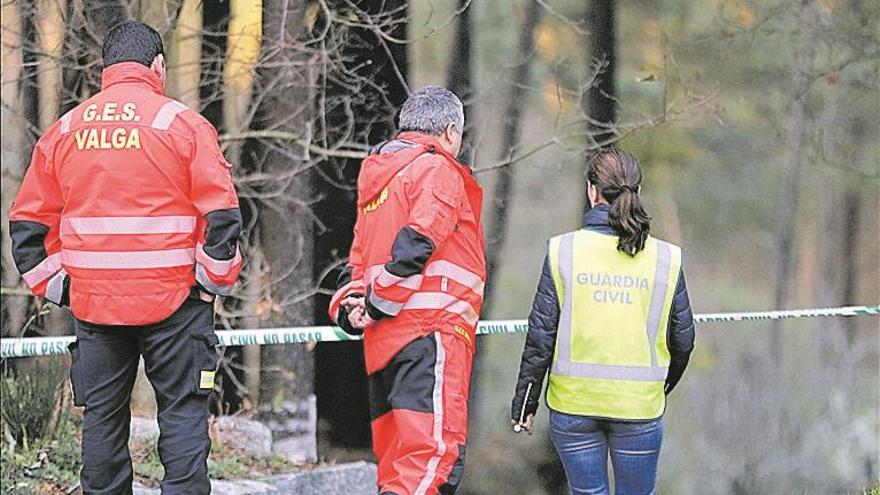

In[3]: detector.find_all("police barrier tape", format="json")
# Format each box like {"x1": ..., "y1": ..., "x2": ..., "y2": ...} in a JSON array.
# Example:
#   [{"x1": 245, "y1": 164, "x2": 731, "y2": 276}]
[{"x1": 1, "y1": 304, "x2": 877, "y2": 358}]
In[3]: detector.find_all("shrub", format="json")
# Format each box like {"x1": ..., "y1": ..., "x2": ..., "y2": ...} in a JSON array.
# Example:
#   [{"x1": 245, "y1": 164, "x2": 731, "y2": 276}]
[{"x1": 0, "y1": 364, "x2": 65, "y2": 448}]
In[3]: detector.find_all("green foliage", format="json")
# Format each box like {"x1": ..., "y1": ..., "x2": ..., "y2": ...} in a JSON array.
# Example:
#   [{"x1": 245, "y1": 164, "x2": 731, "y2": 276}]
[
  {"x1": 3, "y1": 422, "x2": 297, "y2": 492},
  {"x1": 131, "y1": 435, "x2": 164, "y2": 487},
  {"x1": 0, "y1": 363, "x2": 294, "y2": 491},
  {"x1": 129, "y1": 434, "x2": 294, "y2": 487},
  {"x1": 1, "y1": 412, "x2": 81, "y2": 495},
  {"x1": 0, "y1": 365, "x2": 65, "y2": 448},
  {"x1": 206, "y1": 441, "x2": 292, "y2": 481}
]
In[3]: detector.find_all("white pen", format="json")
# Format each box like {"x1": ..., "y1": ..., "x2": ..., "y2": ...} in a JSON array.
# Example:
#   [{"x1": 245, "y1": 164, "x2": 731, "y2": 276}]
[{"x1": 513, "y1": 382, "x2": 534, "y2": 433}]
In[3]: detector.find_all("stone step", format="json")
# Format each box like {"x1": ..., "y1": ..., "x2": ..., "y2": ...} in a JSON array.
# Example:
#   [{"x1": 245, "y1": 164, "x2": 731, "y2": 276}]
[{"x1": 132, "y1": 461, "x2": 377, "y2": 495}]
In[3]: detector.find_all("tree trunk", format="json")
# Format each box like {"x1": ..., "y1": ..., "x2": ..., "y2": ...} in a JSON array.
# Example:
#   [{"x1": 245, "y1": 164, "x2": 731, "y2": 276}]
[
  {"x1": 27, "y1": 0, "x2": 72, "y2": 337},
  {"x1": 839, "y1": 186, "x2": 861, "y2": 344},
  {"x1": 222, "y1": 0, "x2": 261, "y2": 165},
  {"x1": 771, "y1": 0, "x2": 818, "y2": 347},
  {"x1": 129, "y1": 0, "x2": 184, "y2": 38},
  {"x1": 35, "y1": 0, "x2": 63, "y2": 130},
  {"x1": 59, "y1": 0, "x2": 127, "y2": 114},
  {"x1": 582, "y1": 0, "x2": 616, "y2": 215},
  {"x1": 225, "y1": 0, "x2": 263, "y2": 410},
  {"x1": 446, "y1": 0, "x2": 475, "y2": 164},
  {"x1": 484, "y1": 0, "x2": 542, "y2": 314},
  {"x1": 254, "y1": 0, "x2": 315, "y2": 422},
  {"x1": 199, "y1": 0, "x2": 229, "y2": 125},
  {"x1": 585, "y1": 0, "x2": 617, "y2": 148},
  {"x1": 20, "y1": 0, "x2": 41, "y2": 135},
  {"x1": 166, "y1": 0, "x2": 203, "y2": 108},
  {"x1": 313, "y1": 0, "x2": 410, "y2": 450},
  {"x1": 1, "y1": 0, "x2": 27, "y2": 340}
]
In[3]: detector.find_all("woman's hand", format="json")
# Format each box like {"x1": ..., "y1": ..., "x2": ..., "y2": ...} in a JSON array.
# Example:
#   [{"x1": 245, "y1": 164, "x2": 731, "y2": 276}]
[{"x1": 511, "y1": 414, "x2": 535, "y2": 434}]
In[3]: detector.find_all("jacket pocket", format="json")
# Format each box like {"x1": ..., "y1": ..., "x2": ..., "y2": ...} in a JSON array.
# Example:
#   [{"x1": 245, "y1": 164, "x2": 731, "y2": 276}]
[
  {"x1": 68, "y1": 341, "x2": 86, "y2": 406},
  {"x1": 443, "y1": 391, "x2": 468, "y2": 438},
  {"x1": 191, "y1": 331, "x2": 220, "y2": 395},
  {"x1": 550, "y1": 410, "x2": 588, "y2": 432}
]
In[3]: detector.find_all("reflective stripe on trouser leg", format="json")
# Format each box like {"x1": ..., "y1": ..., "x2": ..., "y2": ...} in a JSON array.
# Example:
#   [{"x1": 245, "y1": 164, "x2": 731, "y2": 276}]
[
  {"x1": 414, "y1": 332, "x2": 447, "y2": 495},
  {"x1": 372, "y1": 333, "x2": 471, "y2": 495}
]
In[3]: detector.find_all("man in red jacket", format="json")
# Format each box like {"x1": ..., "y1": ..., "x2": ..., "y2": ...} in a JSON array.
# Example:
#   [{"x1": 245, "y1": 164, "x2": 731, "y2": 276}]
[
  {"x1": 328, "y1": 86, "x2": 486, "y2": 495},
  {"x1": 9, "y1": 21, "x2": 241, "y2": 494}
]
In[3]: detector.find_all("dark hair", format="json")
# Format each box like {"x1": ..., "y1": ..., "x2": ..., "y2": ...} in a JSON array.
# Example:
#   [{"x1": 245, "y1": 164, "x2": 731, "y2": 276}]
[
  {"x1": 587, "y1": 148, "x2": 651, "y2": 256},
  {"x1": 102, "y1": 21, "x2": 164, "y2": 68}
]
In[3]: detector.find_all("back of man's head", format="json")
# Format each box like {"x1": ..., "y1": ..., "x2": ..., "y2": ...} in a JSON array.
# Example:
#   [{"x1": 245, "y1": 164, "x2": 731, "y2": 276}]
[
  {"x1": 102, "y1": 21, "x2": 164, "y2": 68},
  {"x1": 398, "y1": 86, "x2": 464, "y2": 136}
]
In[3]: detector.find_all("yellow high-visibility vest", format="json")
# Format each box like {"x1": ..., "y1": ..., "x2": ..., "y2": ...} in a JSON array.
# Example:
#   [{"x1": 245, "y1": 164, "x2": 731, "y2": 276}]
[{"x1": 546, "y1": 230, "x2": 682, "y2": 420}]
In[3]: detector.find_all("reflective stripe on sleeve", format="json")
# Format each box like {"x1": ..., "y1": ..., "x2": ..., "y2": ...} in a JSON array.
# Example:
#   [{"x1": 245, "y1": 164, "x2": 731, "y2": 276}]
[
  {"x1": 60, "y1": 216, "x2": 197, "y2": 235},
  {"x1": 367, "y1": 260, "x2": 484, "y2": 295},
  {"x1": 59, "y1": 111, "x2": 73, "y2": 134},
  {"x1": 368, "y1": 290, "x2": 404, "y2": 316},
  {"x1": 195, "y1": 244, "x2": 242, "y2": 277},
  {"x1": 21, "y1": 253, "x2": 63, "y2": 288},
  {"x1": 424, "y1": 260, "x2": 485, "y2": 296},
  {"x1": 374, "y1": 266, "x2": 423, "y2": 290},
  {"x1": 62, "y1": 248, "x2": 194, "y2": 269},
  {"x1": 196, "y1": 264, "x2": 233, "y2": 296},
  {"x1": 150, "y1": 100, "x2": 189, "y2": 130}
]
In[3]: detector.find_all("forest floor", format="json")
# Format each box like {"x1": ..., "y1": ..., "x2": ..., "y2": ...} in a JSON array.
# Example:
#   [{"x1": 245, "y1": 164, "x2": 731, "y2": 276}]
[{"x1": 0, "y1": 412, "x2": 302, "y2": 494}]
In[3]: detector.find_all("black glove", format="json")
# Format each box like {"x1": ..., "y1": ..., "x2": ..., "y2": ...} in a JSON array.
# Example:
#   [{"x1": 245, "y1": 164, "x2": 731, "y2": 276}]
[{"x1": 364, "y1": 285, "x2": 391, "y2": 322}]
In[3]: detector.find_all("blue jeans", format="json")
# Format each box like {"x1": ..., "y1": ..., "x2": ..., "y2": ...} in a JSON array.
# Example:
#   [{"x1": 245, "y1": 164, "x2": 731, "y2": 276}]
[{"x1": 549, "y1": 410, "x2": 663, "y2": 495}]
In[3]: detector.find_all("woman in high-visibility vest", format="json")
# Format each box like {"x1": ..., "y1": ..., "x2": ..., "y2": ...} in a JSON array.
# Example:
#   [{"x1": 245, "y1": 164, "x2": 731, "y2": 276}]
[{"x1": 510, "y1": 148, "x2": 695, "y2": 495}]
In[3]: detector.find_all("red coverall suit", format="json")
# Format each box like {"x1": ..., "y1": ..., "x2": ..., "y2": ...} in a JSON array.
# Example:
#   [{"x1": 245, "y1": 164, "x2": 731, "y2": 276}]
[
  {"x1": 9, "y1": 62, "x2": 241, "y2": 494},
  {"x1": 328, "y1": 132, "x2": 486, "y2": 495}
]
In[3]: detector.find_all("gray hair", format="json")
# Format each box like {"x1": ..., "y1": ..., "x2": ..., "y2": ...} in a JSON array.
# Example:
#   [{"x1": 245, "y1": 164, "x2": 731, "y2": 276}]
[{"x1": 398, "y1": 86, "x2": 464, "y2": 135}]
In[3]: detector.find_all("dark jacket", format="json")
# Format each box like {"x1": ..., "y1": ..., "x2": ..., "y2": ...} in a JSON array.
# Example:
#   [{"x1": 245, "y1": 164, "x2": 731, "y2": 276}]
[{"x1": 510, "y1": 204, "x2": 695, "y2": 421}]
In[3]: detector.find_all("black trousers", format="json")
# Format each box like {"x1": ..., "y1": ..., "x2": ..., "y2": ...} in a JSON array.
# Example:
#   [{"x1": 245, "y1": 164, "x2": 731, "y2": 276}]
[{"x1": 68, "y1": 298, "x2": 219, "y2": 495}]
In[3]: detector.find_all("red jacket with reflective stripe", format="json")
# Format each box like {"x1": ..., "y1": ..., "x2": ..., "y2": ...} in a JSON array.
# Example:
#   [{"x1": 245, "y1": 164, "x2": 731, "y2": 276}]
[
  {"x1": 328, "y1": 132, "x2": 486, "y2": 374},
  {"x1": 9, "y1": 63, "x2": 242, "y2": 325}
]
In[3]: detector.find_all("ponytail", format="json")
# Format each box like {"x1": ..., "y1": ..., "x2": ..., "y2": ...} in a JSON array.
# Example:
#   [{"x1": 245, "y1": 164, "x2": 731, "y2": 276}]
[
  {"x1": 587, "y1": 148, "x2": 651, "y2": 256},
  {"x1": 607, "y1": 186, "x2": 650, "y2": 256}
]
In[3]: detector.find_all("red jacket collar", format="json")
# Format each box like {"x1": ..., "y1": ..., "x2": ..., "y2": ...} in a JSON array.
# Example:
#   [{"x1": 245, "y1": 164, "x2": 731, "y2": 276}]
[
  {"x1": 396, "y1": 132, "x2": 466, "y2": 168},
  {"x1": 101, "y1": 62, "x2": 164, "y2": 94}
]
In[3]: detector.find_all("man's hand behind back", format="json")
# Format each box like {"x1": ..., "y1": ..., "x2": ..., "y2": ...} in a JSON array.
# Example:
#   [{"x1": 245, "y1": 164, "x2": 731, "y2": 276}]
[{"x1": 341, "y1": 295, "x2": 375, "y2": 330}]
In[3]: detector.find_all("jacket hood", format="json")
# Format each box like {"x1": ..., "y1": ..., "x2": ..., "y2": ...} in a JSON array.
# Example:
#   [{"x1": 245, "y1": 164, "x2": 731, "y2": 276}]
[{"x1": 357, "y1": 132, "x2": 456, "y2": 207}]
